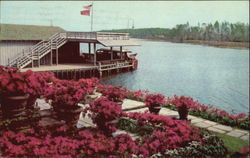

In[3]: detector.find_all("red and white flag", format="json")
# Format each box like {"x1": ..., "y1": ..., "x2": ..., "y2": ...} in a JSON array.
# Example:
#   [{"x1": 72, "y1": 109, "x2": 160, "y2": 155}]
[
  {"x1": 80, "y1": 10, "x2": 90, "y2": 16},
  {"x1": 83, "y1": 4, "x2": 92, "y2": 10}
]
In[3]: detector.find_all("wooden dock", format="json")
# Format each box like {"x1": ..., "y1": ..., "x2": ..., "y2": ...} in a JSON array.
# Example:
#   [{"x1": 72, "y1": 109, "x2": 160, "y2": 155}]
[
  {"x1": 20, "y1": 64, "x2": 97, "y2": 72},
  {"x1": 20, "y1": 61, "x2": 134, "y2": 79},
  {"x1": 7, "y1": 31, "x2": 139, "y2": 79}
]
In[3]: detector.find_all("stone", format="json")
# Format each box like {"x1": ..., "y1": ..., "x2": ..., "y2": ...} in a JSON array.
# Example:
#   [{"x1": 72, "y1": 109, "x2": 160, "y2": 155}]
[
  {"x1": 208, "y1": 127, "x2": 226, "y2": 134},
  {"x1": 213, "y1": 124, "x2": 233, "y2": 131},
  {"x1": 231, "y1": 129, "x2": 249, "y2": 135},
  {"x1": 122, "y1": 99, "x2": 145, "y2": 110},
  {"x1": 112, "y1": 130, "x2": 128, "y2": 137},
  {"x1": 240, "y1": 135, "x2": 250, "y2": 141},
  {"x1": 190, "y1": 118, "x2": 205, "y2": 123},
  {"x1": 187, "y1": 115, "x2": 198, "y2": 119},
  {"x1": 203, "y1": 120, "x2": 217, "y2": 125},
  {"x1": 159, "y1": 108, "x2": 173, "y2": 114},
  {"x1": 167, "y1": 111, "x2": 179, "y2": 115},
  {"x1": 37, "y1": 99, "x2": 51, "y2": 110},
  {"x1": 194, "y1": 122, "x2": 212, "y2": 128},
  {"x1": 78, "y1": 120, "x2": 94, "y2": 127},
  {"x1": 127, "y1": 107, "x2": 148, "y2": 113},
  {"x1": 227, "y1": 131, "x2": 245, "y2": 138},
  {"x1": 39, "y1": 117, "x2": 63, "y2": 127}
]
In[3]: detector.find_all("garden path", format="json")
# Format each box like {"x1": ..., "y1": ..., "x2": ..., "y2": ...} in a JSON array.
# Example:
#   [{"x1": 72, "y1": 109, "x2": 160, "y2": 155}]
[{"x1": 36, "y1": 97, "x2": 249, "y2": 141}]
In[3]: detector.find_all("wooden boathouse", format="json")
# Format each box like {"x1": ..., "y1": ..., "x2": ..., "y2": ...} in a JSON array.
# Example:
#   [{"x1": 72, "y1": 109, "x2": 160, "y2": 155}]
[{"x1": 0, "y1": 24, "x2": 140, "y2": 79}]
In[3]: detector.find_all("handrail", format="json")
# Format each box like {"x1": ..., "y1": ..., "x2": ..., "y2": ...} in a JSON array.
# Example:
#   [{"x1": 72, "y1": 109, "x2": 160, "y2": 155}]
[{"x1": 7, "y1": 31, "x2": 131, "y2": 68}]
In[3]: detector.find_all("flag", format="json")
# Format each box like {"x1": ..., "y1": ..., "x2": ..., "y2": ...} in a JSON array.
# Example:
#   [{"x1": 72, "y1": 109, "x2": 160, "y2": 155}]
[
  {"x1": 80, "y1": 10, "x2": 90, "y2": 16},
  {"x1": 83, "y1": 4, "x2": 92, "y2": 10}
]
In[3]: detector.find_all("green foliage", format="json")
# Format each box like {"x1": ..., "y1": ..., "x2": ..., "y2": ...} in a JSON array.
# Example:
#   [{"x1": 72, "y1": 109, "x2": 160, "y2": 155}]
[
  {"x1": 164, "y1": 130, "x2": 228, "y2": 158},
  {"x1": 189, "y1": 110, "x2": 250, "y2": 130},
  {"x1": 165, "y1": 103, "x2": 250, "y2": 130},
  {"x1": 101, "y1": 21, "x2": 249, "y2": 42},
  {"x1": 117, "y1": 117, "x2": 154, "y2": 136},
  {"x1": 215, "y1": 132, "x2": 249, "y2": 154}
]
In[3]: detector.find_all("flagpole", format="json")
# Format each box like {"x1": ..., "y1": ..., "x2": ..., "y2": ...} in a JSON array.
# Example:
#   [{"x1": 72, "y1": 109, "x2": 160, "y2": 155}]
[{"x1": 91, "y1": 2, "x2": 93, "y2": 31}]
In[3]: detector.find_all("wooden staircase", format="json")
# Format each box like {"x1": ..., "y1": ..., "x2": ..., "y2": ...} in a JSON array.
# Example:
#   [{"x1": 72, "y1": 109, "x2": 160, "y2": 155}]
[
  {"x1": 7, "y1": 32, "x2": 131, "y2": 69},
  {"x1": 7, "y1": 33, "x2": 67, "y2": 69}
]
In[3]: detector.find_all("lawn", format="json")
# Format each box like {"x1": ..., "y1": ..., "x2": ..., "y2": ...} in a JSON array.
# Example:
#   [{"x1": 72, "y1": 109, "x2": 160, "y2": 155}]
[{"x1": 215, "y1": 132, "x2": 249, "y2": 154}]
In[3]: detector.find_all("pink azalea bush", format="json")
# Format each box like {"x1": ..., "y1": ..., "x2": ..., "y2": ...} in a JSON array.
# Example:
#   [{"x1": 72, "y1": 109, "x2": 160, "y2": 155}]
[
  {"x1": 25, "y1": 71, "x2": 55, "y2": 97},
  {"x1": 123, "y1": 112, "x2": 203, "y2": 157},
  {"x1": 84, "y1": 97, "x2": 123, "y2": 135},
  {"x1": 97, "y1": 84, "x2": 127, "y2": 102},
  {"x1": 78, "y1": 77, "x2": 99, "y2": 94},
  {"x1": 145, "y1": 93, "x2": 166, "y2": 107},
  {"x1": 166, "y1": 95, "x2": 250, "y2": 130},
  {"x1": 0, "y1": 67, "x2": 55, "y2": 97},
  {"x1": 45, "y1": 79, "x2": 87, "y2": 107},
  {"x1": 168, "y1": 95, "x2": 197, "y2": 109},
  {"x1": 0, "y1": 113, "x2": 206, "y2": 157},
  {"x1": 126, "y1": 89, "x2": 149, "y2": 101},
  {"x1": 0, "y1": 67, "x2": 29, "y2": 95},
  {"x1": 0, "y1": 128, "x2": 139, "y2": 157}
]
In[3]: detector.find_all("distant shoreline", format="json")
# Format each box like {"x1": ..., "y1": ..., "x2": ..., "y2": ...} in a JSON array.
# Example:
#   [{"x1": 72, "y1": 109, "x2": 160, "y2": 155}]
[{"x1": 132, "y1": 37, "x2": 249, "y2": 50}]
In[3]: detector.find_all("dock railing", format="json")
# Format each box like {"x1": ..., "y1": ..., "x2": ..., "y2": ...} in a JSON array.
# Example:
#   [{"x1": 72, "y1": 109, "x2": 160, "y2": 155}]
[
  {"x1": 63, "y1": 32, "x2": 129, "y2": 41},
  {"x1": 98, "y1": 60, "x2": 133, "y2": 71},
  {"x1": 7, "y1": 31, "x2": 131, "y2": 68}
]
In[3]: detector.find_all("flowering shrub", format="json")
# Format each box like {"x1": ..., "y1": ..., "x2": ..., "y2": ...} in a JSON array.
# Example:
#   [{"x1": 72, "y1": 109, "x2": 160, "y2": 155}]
[
  {"x1": 0, "y1": 115, "x2": 227, "y2": 158},
  {"x1": 166, "y1": 95, "x2": 250, "y2": 130},
  {"x1": 0, "y1": 68, "x2": 34, "y2": 96},
  {"x1": 45, "y1": 79, "x2": 87, "y2": 107},
  {"x1": 168, "y1": 95, "x2": 197, "y2": 109},
  {"x1": 97, "y1": 84, "x2": 127, "y2": 102},
  {"x1": 164, "y1": 130, "x2": 227, "y2": 158},
  {"x1": 84, "y1": 97, "x2": 123, "y2": 135},
  {"x1": 25, "y1": 71, "x2": 55, "y2": 97},
  {"x1": 0, "y1": 108, "x2": 228, "y2": 157},
  {"x1": 0, "y1": 127, "x2": 141, "y2": 157},
  {"x1": 78, "y1": 77, "x2": 99, "y2": 94},
  {"x1": 0, "y1": 67, "x2": 55, "y2": 97},
  {"x1": 145, "y1": 93, "x2": 165, "y2": 107},
  {"x1": 121, "y1": 112, "x2": 206, "y2": 157},
  {"x1": 126, "y1": 89, "x2": 149, "y2": 101},
  {"x1": 190, "y1": 106, "x2": 250, "y2": 130}
]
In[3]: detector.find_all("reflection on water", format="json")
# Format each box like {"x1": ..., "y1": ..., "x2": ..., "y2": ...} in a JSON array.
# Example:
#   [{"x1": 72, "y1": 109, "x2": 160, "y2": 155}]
[{"x1": 101, "y1": 39, "x2": 249, "y2": 113}]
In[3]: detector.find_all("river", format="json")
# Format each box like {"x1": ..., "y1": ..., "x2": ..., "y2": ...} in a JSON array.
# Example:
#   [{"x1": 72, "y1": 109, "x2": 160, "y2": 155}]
[{"x1": 101, "y1": 39, "x2": 249, "y2": 113}]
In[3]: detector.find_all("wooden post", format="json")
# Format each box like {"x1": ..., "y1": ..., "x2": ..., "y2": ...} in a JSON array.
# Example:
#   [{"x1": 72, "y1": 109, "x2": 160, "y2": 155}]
[
  {"x1": 50, "y1": 40, "x2": 53, "y2": 66},
  {"x1": 120, "y1": 46, "x2": 122, "y2": 60},
  {"x1": 38, "y1": 57, "x2": 40, "y2": 67},
  {"x1": 56, "y1": 48, "x2": 58, "y2": 65},
  {"x1": 88, "y1": 43, "x2": 91, "y2": 54},
  {"x1": 94, "y1": 43, "x2": 96, "y2": 66},
  {"x1": 31, "y1": 49, "x2": 34, "y2": 68},
  {"x1": 111, "y1": 47, "x2": 113, "y2": 61}
]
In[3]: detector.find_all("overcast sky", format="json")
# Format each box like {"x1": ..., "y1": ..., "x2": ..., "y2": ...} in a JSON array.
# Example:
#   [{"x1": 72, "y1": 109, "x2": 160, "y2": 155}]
[{"x1": 0, "y1": 1, "x2": 249, "y2": 31}]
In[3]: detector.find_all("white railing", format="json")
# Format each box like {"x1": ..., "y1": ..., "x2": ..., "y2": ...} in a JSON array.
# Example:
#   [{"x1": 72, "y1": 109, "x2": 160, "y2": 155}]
[
  {"x1": 98, "y1": 60, "x2": 133, "y2": 71},
  {"x1": 7, "y1": 31, "x2": 131, "y2": 68}
]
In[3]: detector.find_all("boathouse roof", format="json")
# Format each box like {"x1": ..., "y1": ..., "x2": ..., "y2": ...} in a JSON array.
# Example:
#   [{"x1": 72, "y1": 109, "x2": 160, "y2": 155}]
[{"x1": 0, "y1": 24, "x2": 65, "y2": 41}]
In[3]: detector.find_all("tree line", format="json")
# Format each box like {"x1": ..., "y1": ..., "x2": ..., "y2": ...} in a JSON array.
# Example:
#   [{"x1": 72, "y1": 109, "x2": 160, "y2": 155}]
[{"x1": 101, "y1": 21, "x2": 249, "y2": 42}]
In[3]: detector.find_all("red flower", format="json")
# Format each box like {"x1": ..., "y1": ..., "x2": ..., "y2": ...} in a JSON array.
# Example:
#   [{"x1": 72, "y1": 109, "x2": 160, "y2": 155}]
[
  {"x1": 168, "y1": 95, "x2": 198, "y2": 109},
  {"x1": 97, "y1": 85, "x2": 127, "y2": 102},
  {"x1": 145, "y1": 93, "x2": 166, "y2": 108}
]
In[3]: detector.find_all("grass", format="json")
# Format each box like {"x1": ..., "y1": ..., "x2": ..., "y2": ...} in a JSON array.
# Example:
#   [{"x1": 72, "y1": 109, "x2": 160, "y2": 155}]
[{"x1": 214, "y1": 132, "x2": 249, "y2": 154}]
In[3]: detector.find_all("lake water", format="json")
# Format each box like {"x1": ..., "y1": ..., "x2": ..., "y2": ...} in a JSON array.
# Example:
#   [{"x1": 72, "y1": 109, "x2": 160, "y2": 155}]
[{"x1": 101, "y1": 39, "x2": 249, "y2": 113}]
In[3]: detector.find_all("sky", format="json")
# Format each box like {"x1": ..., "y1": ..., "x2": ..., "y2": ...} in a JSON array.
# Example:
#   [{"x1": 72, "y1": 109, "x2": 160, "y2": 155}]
[{"x1": 0, "y1": 1, "x2": 249, "y2": 31}]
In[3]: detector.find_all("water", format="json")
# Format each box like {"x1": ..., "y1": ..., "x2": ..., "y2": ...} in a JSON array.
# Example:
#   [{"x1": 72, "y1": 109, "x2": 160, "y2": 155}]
[{"x1": 101, "y1": 39, "x2": 249, "y2": 113}]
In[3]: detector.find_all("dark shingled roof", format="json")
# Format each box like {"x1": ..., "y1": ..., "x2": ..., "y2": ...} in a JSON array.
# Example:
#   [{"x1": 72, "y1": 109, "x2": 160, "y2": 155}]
[{"x1": 0, "y1": 24, "x2": 65, "y2": 41}]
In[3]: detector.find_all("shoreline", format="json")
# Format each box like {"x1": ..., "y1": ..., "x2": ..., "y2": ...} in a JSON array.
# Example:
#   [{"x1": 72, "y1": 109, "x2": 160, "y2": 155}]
[{"x1": 132, "y1": 36, "x2": 249, "y2": 50}]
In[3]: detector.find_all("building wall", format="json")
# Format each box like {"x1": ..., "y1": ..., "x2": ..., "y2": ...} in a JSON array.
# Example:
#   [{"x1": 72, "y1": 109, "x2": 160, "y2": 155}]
[
  {"x1": 58, "y1": 41, "x2": 82, "y2": 63},
  {"x1": 0, "y1": 41, "x2": 37, "y2": 66}
]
